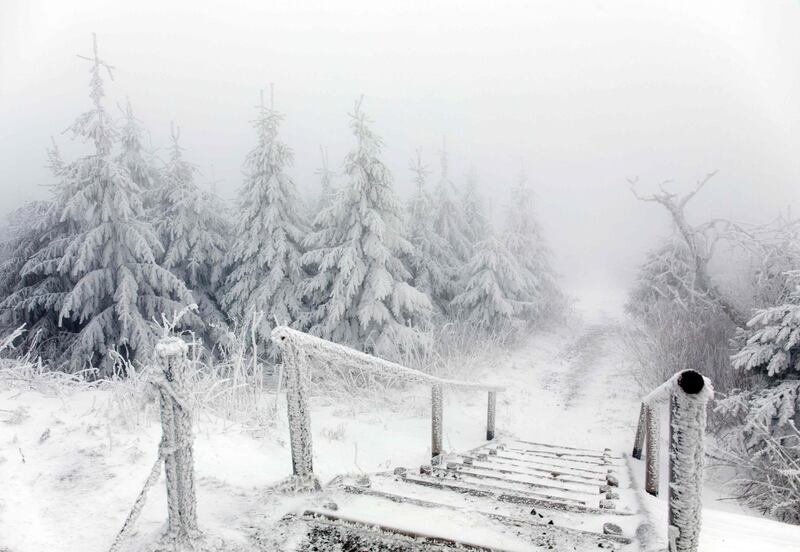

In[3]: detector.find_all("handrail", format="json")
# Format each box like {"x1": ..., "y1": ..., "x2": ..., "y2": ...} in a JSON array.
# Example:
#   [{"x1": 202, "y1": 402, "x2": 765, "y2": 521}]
[
  {"x1": 272, "y1": 326, "x2": 506, "y2": 392},
  {"x1": 631, "y1": 369, "x2": 714, "y2": 552},
  {"x1": 271, "y1": 326, "x2": 504, "y2": 480}
]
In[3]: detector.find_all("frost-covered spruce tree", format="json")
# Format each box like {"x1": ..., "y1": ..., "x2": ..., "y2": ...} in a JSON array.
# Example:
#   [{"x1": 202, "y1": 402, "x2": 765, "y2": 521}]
[
  {"x1": 450, "y1": 223, "x2": 533, "y2": 337},
  {"x1": 55, "y1": 35, "x2": 193, "y2": 371},
  {"x1": 302, "y1": 98, "x2": 431, "y2": 357},
  {"x1": 0, "y1": 139, "x2": 78, "y2": 355},
  {"x1": 503, "y1": 166, "x2": 559, "y2": 320},
  {"x1": 154, "y1": 124, "x2": 230, "y2": 343},
  {"x1": 433, "y1": 142, "x2": 473, "y2": 263},
  {"x1": 222, "y1": 92, "x2": 308, "y2": 343},
  {"x1": 118, "y1": 99, "x2": 159, "y2": 215},
  {"x1": 312, "y1": 146, "x2": 336, "y2": 222},
  {"x1": 461, "y1": 166, "x2": 488, "y2": 246},
  {"x1": 404, "y1": 149, "x2": 454, "y2": 313}
]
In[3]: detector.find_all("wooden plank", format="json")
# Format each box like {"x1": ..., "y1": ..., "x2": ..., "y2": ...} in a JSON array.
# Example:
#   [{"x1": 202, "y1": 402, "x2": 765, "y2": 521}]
[
  {"x1": 460, "y1": 461, "x2": 605, "y2": 489},
  {"x1": 338, "y1": 486, "x2": 633, "y2": 545},
  {"x1": 445, "y1": 464, "x2": 596, "y2": 497}
]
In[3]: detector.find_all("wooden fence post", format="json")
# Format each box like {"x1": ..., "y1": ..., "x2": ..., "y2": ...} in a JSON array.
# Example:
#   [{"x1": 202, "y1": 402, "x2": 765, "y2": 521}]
[
  {"x1": 155, "y1": 337, "x2": 200, "y2": 545},
  {"x1": 645, "y1": 403, "x2": 660, "y2": 496},
  {"x1": 431, "y1": 384, "x2": 443, "y2": 462},
  {"x1": 632, "y1": 403, "x2": 646, "y2": 459},
  {"x1": 280, "y1": 340, "x2": 314, "y2": 478},
  {"x1": 486, "y1": 391, "x2": 497, "y2": 441},
  {"x1": 668, "y1": 370, "x2": 711, "y2": 552}
]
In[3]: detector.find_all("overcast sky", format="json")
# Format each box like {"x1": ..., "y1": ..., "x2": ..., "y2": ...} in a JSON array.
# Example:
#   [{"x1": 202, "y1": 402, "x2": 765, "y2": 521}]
[{"x1": 2, "y1": 0, "x2": 799, "y2": 293}]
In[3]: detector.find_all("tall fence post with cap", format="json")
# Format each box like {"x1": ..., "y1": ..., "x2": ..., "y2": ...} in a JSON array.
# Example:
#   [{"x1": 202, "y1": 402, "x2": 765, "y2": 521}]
[
  {"x1": 668, "y1": 370, "x2": 712, "y2": 552},
  {"x1": 631, "y1": 369, "x2": 714, "y2": 552}
]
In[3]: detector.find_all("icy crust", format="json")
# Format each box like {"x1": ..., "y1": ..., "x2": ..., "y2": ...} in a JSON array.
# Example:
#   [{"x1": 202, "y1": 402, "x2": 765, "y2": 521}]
[{"x1": 271, "y1": 325, "x2": 504, "y2": 392}]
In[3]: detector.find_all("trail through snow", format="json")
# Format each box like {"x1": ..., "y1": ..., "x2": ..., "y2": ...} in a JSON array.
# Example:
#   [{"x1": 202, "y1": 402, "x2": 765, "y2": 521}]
[{"x1": 1, "y1": 299, "x2": 799, "y2": 551}]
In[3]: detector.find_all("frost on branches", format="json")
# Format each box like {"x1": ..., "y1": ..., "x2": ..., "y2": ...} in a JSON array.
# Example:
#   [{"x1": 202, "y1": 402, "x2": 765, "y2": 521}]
[
  {"x1": 714, "y1": 271, "x2": 800, "y2": 522},
  {"x1": 154, "y1": 125, "x2": 229, "y2": 345},
  {"x1": 301, "y1": 98, "x2": 431, "y2": 358},
  {"x1": 222, "y1": 92, "x2": 308, "y2": 345},
  {"x1": 118, "y1": 99, "x2": 159, "y2": 214},
  {"x1": 52, "y1": 36, "x2": 193, "y2": 372},
  {"x1": 503, "y1": 166, "x2": 559, "y2": 319},
  {"x1": 450, "y1": 229, "x2": 534, "y2": 336},
  {"x1": 404, "y1": 150, "x2": 455, "y2": 314}
]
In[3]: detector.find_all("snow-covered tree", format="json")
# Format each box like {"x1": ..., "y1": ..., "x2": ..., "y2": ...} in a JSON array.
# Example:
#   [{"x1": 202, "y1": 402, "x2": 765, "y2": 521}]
[
  {"x1": 221, "y1": 92, "x2": 308, "y2": 343},
  {"x1": 117, "y1": 99, "x2": 159, "y2": 214},
  {"x1": 461, "y1": 166, "x2": 488, "y2": 246},
  {"x1": 0, "y1": 139, "x2": 78, "y2": 355},
  {"x1": 154, "y1": 124, "x2": 230, "y2": 343},
  {"x1": 312, "y1": 146, "x2": 336, "y2": 221},
  {"x1": 404, "y1": 149, "x2": 454, "y2": 313},
  {"x1": 503, "y1": 166, "x2": 559, "y2": 320},
  {"x1": 302, "y1": 98, "x2": 431, "y2": 357},
  {"x1": 53, "y1": 35, "x2": 193, "y2": 371},
  {"x1": 432, "y1": 142, "x2": 472, "y2": 264},
  {"x1": 450, "y1": 225, "x2": 535, "y2": 336}
]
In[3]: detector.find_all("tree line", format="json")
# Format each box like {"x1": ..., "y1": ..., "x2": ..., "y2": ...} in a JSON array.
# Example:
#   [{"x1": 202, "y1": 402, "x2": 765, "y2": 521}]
[{"x1": 0, "y1": 36, "x2": 560, "y2": 373}]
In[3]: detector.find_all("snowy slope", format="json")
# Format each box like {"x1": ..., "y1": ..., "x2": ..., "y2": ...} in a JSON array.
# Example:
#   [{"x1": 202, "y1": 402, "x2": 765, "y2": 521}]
[{"x1": 1, "y1": 302, "x2": 799, "y2": 551}]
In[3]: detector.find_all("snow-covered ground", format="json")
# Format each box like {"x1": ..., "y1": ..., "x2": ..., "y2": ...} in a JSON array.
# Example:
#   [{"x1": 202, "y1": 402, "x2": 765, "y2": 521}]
[{"x1": 1, "y1": 296, "x2": 799, "y2": 551}]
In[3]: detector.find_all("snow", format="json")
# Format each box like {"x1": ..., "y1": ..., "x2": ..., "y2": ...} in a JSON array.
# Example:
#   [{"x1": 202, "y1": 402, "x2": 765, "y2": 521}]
[{"x1": 2, "y1": 298, "x2": 800, "y2": 550}]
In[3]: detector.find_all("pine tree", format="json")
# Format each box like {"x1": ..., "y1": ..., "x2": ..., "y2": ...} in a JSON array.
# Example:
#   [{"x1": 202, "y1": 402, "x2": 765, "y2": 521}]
[
  {"x1": 450, "y1": 225, "x2": 534, "y2": 336},
  {"x1": 221, "y1": 91, "x2": 308, "y2": 343},
  {"x1": 0, "y1": 139, "x2": 77, "y2": 355},
  {"x1": 313, "y1": 146, "x2": 336, "y2": 221},
  {"x1": 433, "y1": 141, "x2": 472, "y2": 263},
  {"x1": 461, "y1": 166, "x2": 488, "y2": 245},
  {"x1": 54, "y1": 35, "x2": 194, "y2": 371},
  {"x1": 404, "y1": 149, "x2": 453, "y2": 313},
  {"x1": 117, "y1": 99, "x2": 158, "y2": 214},
  {"x1": 154, "y1": 124, "x2": 230, "y2": 344},
  {"x1": 503, "y1": 166, "x2": 559, "y2": 320},
  {"x1": 302, "y1": 98, "x2": 431, "y2": 357}
]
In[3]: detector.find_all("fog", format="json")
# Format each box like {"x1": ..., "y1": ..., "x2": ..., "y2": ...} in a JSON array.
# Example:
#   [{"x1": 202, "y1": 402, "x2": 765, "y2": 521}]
[{"x1": 2, "y1": 0, "x2": 799, "y2": 293}]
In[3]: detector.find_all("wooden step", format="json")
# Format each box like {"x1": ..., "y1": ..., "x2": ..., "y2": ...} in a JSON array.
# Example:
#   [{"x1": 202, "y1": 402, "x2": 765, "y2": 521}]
[
  {"x1": 298, "y1": 511, "x2": 508, "y2": 551},
  {"x1": 339, "y1": 485, "x2": 634, "y2": 546},
  {"x1": 398, "y1": 472, "x2": 633, "y2": 515},
  {"x1": 443, "y1": 463, "x2": 598, "y2": 497},
  {"x1": 508, "y1": 439, "x2": 624, "y2": 459},
  {"x1": 456, "y1": 460, "x2": 606, "y2": 490},
  {"x1": 482, "y1": 454, "x2": 612, "y2": 479}
]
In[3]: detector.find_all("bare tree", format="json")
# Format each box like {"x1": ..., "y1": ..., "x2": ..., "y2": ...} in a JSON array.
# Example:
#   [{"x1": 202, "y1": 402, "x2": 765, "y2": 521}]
[{"x1": 629, "y1": 172, "x2": 748, "y2": 328}]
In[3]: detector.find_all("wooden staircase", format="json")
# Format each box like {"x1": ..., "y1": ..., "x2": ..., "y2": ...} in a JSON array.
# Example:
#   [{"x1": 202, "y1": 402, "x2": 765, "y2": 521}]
[{"x1": 265, "y1": 439, "x2": 646, "y2": 551}]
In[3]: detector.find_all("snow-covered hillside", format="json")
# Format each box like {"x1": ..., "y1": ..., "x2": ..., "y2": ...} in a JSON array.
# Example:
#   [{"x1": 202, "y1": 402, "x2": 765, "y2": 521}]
[{"x1": 1, "y1": 305, "x2": 799, "y2": 551}]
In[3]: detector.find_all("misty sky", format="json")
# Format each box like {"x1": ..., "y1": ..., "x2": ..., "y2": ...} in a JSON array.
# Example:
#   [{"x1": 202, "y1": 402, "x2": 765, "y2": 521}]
[{"x1": 2, "y1": 0, "x2": 799, "y2": 293}]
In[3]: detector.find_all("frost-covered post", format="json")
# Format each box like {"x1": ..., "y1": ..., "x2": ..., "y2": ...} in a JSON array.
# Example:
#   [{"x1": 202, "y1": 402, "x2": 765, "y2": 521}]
[
  {"x1": 632, "y1": 403, "x2": 646, "y2": 459},
  {"x1": 668, "y1": 370, "x2": 713, "y2": 552},
  {"x1": 272, "y1": 327, "x2": 314, "y2": 478},
  {"x1": 431, "y1": 384, "x2": 443, "y2": 461},
  {"x1": 486, "y1": 391, "x2": 497, "y2": 440},
  {"x1": 645, "y1": 404, "x2": 660, "y2": 496},
  {"x1": 155, "y1": 337, "x2": 201, "y2": 545}
]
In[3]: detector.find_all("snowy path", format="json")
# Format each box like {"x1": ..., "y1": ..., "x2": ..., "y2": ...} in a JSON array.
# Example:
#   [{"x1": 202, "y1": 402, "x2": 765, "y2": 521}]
[{"x1": 2, "y1": 310, "x2": 800, "y2": 551}]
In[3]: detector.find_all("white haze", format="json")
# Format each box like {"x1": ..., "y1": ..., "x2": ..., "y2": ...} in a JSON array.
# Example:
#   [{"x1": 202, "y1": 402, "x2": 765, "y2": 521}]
[{"x1": 1, "y1": 0, "x2": 799, "y2": 292}]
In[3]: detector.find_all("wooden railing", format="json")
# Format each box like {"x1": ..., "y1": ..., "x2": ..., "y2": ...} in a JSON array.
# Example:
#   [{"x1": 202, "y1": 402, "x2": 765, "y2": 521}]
[
  {"x1": 631, "y1": 369, "x2": 714, "y2": 552},
  {"x1": 271, "y1": 326, "x2": 505, "y2": 479}
]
